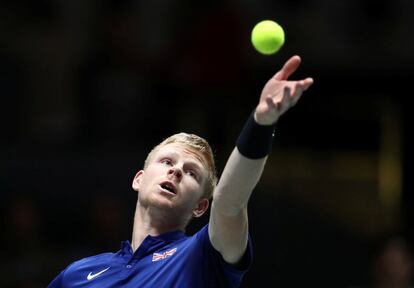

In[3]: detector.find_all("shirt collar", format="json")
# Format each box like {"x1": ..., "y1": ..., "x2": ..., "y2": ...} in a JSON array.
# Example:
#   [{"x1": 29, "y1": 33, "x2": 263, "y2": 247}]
[{"x1": 120, "y1": 230, "x2": 187, "y2": 253}]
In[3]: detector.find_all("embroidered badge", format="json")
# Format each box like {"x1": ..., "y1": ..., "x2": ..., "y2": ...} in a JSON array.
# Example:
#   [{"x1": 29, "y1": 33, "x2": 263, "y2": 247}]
[{"x1": 152, "y1": 248, "x2": 177, "y2": 262}]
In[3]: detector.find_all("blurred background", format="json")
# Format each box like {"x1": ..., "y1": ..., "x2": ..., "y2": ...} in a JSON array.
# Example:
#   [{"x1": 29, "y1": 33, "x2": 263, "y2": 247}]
[{"x1": 1, "y1": 0, "x2": 413, "y2": 287}]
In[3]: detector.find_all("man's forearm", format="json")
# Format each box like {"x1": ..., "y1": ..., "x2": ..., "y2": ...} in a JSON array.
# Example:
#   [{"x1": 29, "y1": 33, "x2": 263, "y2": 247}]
[{"x1": 213, "y1": 147, "x2": 267, "y2": 215}]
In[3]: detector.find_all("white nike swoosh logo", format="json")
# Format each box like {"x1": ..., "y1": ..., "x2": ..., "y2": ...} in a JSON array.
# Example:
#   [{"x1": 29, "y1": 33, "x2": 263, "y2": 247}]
[{"x1": 87, "y1": 267, "x2": 110, "y2": 280}]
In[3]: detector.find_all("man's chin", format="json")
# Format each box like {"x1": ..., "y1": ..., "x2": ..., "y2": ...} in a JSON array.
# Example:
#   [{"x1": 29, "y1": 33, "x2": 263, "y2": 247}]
[{"x1": 150, "y1": 194, "x2": 177, "y2": 210}]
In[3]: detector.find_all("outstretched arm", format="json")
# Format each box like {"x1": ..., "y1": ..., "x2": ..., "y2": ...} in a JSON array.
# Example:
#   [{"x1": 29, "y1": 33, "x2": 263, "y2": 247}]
[{"x1": 208, "y1": 55, "x2": 313, "y2": 265}]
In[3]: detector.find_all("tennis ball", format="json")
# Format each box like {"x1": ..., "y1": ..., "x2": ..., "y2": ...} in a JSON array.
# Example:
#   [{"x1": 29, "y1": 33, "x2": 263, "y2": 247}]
[{"x1": 251, "y1": 20, "x2": 285, "y2": 55}]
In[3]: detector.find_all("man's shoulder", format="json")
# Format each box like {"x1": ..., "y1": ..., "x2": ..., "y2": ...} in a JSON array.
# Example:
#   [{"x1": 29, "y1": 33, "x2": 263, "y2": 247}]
[{"x1": 189, "y1": 224, "x2": 209, "y2": 239}]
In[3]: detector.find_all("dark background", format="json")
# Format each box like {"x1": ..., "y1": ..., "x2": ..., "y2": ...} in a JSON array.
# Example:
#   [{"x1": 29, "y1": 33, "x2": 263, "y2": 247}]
[{"x1": 1, "y1": 0, "x2": 413, "y2": 287}]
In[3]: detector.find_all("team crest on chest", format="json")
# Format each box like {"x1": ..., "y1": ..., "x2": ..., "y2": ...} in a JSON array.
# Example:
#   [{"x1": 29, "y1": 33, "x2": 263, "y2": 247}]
[{"x1": 152, "y1": 247, "x2": 177, "y2": 262}]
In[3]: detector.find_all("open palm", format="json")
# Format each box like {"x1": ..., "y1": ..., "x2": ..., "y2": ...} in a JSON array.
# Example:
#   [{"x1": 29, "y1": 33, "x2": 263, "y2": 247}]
[{"x1": 255, "y1": 55, "x2": 314, "y2": 125}]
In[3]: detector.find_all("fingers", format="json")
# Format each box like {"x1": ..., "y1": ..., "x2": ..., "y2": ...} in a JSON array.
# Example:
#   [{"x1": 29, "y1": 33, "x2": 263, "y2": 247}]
[
  {"x1": 274, "y1": 55, "x2": 301, "y2": 81},
  {"x1": 265, "y1": 95, "x2": 278, "y2": 109},
  {"x1": 266, "y1": 87, "x2": 291, "y2": 112},
  {"x1": 266, "y1": 57, "x2": 314, "y2": 109},
  {"x1": 292, "y1": 77, "x2": 313, "y2": 97},
  {"x1": 301, "y1": 77, "x2": 314, "y2": 90},
  {"x1": 283, "y1": 83, "x2": 305, "y2": 107}
]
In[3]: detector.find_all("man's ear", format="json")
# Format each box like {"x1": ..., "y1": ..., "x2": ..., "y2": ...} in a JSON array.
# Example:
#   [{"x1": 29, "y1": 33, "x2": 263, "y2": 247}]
[
  {"x1": 132, "y1": 170, "x2": 144, "y2": 192},
  {"x1": 192, "y1": 198, "x2": 209, "y2": 218}
]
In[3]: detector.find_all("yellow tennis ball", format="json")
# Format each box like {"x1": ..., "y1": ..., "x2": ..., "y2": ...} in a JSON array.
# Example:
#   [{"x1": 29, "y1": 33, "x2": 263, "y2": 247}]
[{"x1": 251, "y1": 20, "x2": 285, "y2": 55}]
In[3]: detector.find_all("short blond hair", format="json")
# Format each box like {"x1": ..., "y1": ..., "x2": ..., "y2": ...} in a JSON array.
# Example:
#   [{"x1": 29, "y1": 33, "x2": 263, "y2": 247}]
[{"x1": 144, "y1": 133, "x2": 217, "y2": 199}]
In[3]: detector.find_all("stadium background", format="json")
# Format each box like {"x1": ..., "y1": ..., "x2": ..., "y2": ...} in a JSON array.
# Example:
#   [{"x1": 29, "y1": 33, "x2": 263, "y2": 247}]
[{"x1": 1, "y1": 0, "x2": 413, "y2": 287}]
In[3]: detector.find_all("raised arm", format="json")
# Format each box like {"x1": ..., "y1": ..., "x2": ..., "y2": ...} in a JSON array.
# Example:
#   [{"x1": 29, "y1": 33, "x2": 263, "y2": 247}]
[{"x1": 208, "y1": 55, "x2": 313, "y2": 265}]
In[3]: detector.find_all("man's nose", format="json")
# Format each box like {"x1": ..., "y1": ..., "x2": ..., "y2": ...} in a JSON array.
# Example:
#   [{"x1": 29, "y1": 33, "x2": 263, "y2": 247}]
[{"x1": 168, "y1": 166, "x2": 183, "y2": 180}]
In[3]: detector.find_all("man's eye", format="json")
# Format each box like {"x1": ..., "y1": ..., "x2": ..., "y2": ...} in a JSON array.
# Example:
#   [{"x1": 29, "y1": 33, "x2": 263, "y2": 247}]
[
  {"x1": 187, "y1": 170, "x2": 197, "y2": 179},
  {"x1": 161, "y1": 159, "x2": 172, "y2": 165}
]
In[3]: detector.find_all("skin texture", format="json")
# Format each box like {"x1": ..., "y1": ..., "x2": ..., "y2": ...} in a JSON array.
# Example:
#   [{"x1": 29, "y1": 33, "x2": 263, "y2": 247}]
[{"x1": 131, "y1": 143, "x2": 210, "y2": 250}]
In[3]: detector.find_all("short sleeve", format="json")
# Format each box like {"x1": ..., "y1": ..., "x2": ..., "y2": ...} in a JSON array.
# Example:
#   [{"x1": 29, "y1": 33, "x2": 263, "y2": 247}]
[{"x1": 195, "y1": 224, "x2": 253, "y2": 287}]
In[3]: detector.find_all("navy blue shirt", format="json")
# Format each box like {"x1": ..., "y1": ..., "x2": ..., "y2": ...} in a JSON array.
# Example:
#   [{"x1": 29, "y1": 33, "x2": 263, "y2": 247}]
[{"x1": 48, "y1": 225, "x2": 252, "y2": 287}]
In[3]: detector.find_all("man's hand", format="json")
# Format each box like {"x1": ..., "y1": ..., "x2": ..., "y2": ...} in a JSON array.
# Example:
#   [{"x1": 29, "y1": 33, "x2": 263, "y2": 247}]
[{"x1": 254, "y1": 55, "x2": 313, "y2": 125}]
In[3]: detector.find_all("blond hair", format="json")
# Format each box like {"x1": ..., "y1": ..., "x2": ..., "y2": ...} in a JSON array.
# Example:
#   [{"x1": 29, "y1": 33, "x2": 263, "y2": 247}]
[{"x1": 144, "y1": 133, "x2": 217, "y2": 199}]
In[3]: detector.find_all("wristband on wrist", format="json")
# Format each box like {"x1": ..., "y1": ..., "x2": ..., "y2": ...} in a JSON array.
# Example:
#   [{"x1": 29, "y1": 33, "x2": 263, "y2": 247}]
[{"x1": 236, "y1": 111, "x2": 275, "y2": 159}]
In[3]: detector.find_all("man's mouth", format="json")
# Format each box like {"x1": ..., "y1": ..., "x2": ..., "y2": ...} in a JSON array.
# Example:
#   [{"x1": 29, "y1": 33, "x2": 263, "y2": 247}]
[{"x1": 159, "y1": 182, "x2": 177, "y2": 195}]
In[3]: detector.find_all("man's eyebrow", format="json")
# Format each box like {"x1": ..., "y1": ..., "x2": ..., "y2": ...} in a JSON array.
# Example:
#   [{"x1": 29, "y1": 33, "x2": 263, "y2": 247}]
[
  {"x1": 186, "y1": 161, "x2": 203, "y2": 171},
  {"x1": 158, "y1": 148, "x2": 206, "y2": 170},
  {"x1": 157, "y1": 150, "x2": 179, "y2": 158}
]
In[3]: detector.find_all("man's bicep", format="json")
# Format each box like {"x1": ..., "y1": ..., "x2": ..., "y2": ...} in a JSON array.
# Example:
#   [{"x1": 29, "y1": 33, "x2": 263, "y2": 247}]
[{"x1": 208, "y1": 201, "x2": 249, "y2": 265}]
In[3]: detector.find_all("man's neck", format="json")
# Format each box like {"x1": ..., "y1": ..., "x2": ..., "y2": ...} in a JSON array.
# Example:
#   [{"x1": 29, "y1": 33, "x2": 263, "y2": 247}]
[{"x1": 131, "y1": 202, "x2": 185, "y2": 252}]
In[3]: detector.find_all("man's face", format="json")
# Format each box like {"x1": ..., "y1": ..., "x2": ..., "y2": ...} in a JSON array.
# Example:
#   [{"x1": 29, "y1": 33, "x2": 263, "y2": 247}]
[{"x1": 133, "y1": 143, "x2": 209, "y2": 221}]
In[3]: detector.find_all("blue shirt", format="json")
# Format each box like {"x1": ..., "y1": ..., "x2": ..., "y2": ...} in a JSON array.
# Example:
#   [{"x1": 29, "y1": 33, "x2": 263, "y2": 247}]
[{"x1": 48, "y1": 225, "x2": 252, "y2": 287}]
